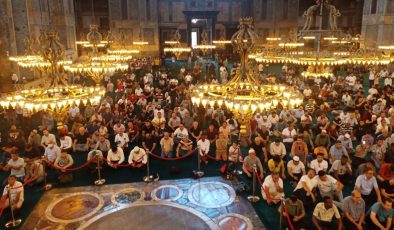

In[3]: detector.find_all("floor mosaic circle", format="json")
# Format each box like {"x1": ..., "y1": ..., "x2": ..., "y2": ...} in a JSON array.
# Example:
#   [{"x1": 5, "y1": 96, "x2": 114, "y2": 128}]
[
  {"x1": 217, "y1": 213, "x2": 253, "y2": 230},
  {"x1": 45, "y1": 192, "x2": 104, "y2": 224},
  {"x1": 151, "y1": 185, "x2": 183, "y2": 201},
  {"x1": 188, "y1": 182, "x2": 236, "y2": 209},
  {"x1": 111, "y1": 187, "x2": 144, "y2": 205}
]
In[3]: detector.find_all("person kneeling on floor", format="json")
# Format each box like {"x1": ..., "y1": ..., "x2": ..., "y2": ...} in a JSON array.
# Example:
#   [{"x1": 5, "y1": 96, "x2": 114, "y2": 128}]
[{"x1": 128, "y1": 147, "x2": 147, "y2": 168}]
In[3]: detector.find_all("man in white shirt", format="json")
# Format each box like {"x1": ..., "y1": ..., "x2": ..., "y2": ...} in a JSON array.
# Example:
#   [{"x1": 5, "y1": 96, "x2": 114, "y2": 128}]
[
  {"x1": 0, "y1": 175, "x2": 24, "y2": 212},
  {"x1": 262, "y1": 172, "x2": 284, "y2": 204},
  {"x1": 3, "y1": 152, "x2": 25, "y2": 181},
  {"x1": 315, "y1": 171, "x2": 344, "y2": 203},
  {"x1": 197, "y1": 133, "x2": 210, "y2": 164},
  {"x1": 44, "y1": 140, "x2": 61, "y2": 164},
  {"x1": 269, "y1": 139, "x2": 286, "y2": 159},
  {"x1": 114, "y1": 130, "x2": 129, "y2": 150},
  {"x1": 329, "y1": 155, "x2": 352, "y2": 184},
  {"x1": 41, "y1": 129, "x2": 56, "y2": 148},
  {"x1": 68, "y1": 104, "x2": 80, "y2": 119},
  {"x1": 287, "y1": 156, "x2": 306, "y2": 184},
  {"x1": 128, "y1": 146, "x2": 147, "y2": 168},
  {"x1": 310, "y1": 153, "x2": 329, "y2": 174},
  {"x1": 107, "y1": 146, "x2": 125, "y2": 168},
  {"x1": 312, "y1": 196, "x2": 342, "y2": 230},
  {"x1": 59, "y1": 134, "x2": 72, "y2": 151},
  {"x1": 173, "y1": 124, "x2": 189, "y2": 143},
  {"x1": 294, "y1": 168, "x2": 318, "y2": 205},
  {"x1": 282, "y1": 124, "x2": 297, "y2": 153}
]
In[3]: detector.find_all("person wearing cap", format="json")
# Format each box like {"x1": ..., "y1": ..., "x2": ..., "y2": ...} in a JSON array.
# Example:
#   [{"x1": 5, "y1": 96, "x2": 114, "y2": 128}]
[
  {"x1": 329, "y1": 141, "x2": 349, "y2": 164},
  {"x1": 242, "y1": 149, "x2": 263, "y2": 179},
  {"x1": 287, "y1": 155, "x2": 306, "y2": 184},
  {"x1": 315, "y1": 129, "x2": 331, "y2": 149},
  {"x1": 262, "y1": 171, "x2": 284, "y2": 205},
  {"x1": 279, "y1": 195, "x2": 306, "y2": 230},
  {"x1": 329, "y1": 155, "x2": 352, "y2": 184},
  {"x1": 128, "y1": 146, "x2": 147, "y2": 168},
  {"x1": 337, "y1": 133, "x2": 354, "y2": 153}
]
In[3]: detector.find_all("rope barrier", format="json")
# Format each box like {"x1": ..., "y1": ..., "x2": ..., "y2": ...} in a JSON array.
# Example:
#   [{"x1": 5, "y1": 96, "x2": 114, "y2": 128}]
[
  {"x1": 149, "y1": 148, "x2": 197, "y2": 161},
  {"x1": 45, "y1": 157, "x2": 96, "y2": 171},
  {"x1": 253, "y1": 168, "x2": 295, "y2": 230}
]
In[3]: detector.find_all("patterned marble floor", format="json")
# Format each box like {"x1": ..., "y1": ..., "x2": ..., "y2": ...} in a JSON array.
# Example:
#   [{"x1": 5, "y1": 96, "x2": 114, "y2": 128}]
[{"x1": 22, "y1": 177, "x2": 266, "y2": 230}]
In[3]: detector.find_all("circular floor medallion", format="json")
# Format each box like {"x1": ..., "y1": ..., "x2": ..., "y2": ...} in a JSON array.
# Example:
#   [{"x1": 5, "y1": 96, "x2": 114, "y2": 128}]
[
  {"x1": 217, "y1": 213, "x2": 253, "y2": 230},
  {"x1": 111, "y1": 187, "x2": 144, "y2": 205},
  {"x1": 78, "y1": 201, "x2": 219, "y2": 230},
  {"x1": 152, "y1": 185, "x2": 183, "y2": 201},
  {"x1": 45, "y1": 192, "x2": 104, "y2": 224},
  {"x1": 188, "y1": 182, "x2": 236, "y2": 208}
]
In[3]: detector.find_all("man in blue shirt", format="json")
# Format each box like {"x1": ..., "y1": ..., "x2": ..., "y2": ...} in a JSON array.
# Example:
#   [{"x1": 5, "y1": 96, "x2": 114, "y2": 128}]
[{"x1": 366, "y1": 199, "x2": 393, "y2": 230}]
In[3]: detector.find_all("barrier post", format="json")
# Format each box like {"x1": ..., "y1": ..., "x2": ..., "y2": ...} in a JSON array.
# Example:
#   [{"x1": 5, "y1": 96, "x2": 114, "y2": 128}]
[
  {"x1": 279, "y1": 197, "x2": 285, "y2": 230},
  {"x1": 247, "y1": 165, "x2": 260, "y2": 202},
  {"x1": 94, "y1": 155, "x2": 105, "y2": 186},
  {"x1": 194, "y1": 146, "x2": 204, "y2": 178},
  {"x1": 143, "y1": 151, "x2": 153, "y2": 183},
  {"x1": 4, "y1": 188, "x2": 22, "y2": 228},
  {"x1": 41, "y1": 158, "x2": 52, "y2": 191}
]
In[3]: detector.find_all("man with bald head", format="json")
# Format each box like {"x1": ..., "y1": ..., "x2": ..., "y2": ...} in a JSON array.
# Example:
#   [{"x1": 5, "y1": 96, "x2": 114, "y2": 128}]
[{"x1": 341, "y1": 190, "x2": 365, "y2": 230}]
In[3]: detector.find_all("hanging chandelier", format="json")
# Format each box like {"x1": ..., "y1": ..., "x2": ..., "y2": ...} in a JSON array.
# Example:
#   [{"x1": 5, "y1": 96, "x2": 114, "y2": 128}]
[
  {"x1": 65, "y1": 25, "x2": 130, "y2": 83},
  {"x1": 163, "y1": 30, "x2": 191, "y2": 59},
  {"x1": 190, "y1": 18, "x2": 303, "y2": 134},
  {"x1": 249, "y1": 0, "x2": 394, "y2": 77},
  {"x1": 193, "y1": 30, "x2": 216, "y2": 56},
  {"x1": 1, "y1": 31, "x2": 105, "y2": 129}
]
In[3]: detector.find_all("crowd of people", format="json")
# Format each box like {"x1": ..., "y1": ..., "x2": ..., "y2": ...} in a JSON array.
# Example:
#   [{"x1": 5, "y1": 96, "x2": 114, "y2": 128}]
[{"x1": 0, "y1": 57, "x2": 393, "y2": 229}]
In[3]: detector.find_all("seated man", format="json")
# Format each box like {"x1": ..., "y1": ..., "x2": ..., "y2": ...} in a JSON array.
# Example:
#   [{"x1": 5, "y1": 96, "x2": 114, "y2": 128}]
[
  {"x1": 128, "y1": 147, "x2": 147, "y2": 168},
  {"x1": 43, "y1": 140, "x2": 61, "y2": 164},
  {"x1": 73, "y1": 127, "x2": 90, "y2": 152},
  {"x1": 114, "y1": 130, "x2": 129, "y2": 150},
  {"x1": 2, "y1": 152, "x2": 25, "y2": 182},
  {"x1": 268, "y1": 155, "x2": 286, "y2": 179},
  {"x1": 262, "y1": 171, "x2": 284, "y2": 204},
  {"x1": 310, "y1": 153, "x2": 328, "y2": 174},
  {"x1": 40, "y1": 129, "x2": 56, "y2": 148},
  {"x1": 59, "y1": 133, "x2": 72, "y2": 152},
  {"x1": 381, "y1": 177, "x2": 394, "y2": 200},
  {"x1": 176, "y1": 136, "x2": 193, "y2": 157},
  {"x1": 87, "y1": 150, "x2": 104, "y2": 172},
  {"x1": 94, "y1": 135, "x2": 111, "y2": 156},
  {"x1": 329, "y1": 155, "x2": 352, "y2": 184},
  {"x1": 0, "y1": 175, "x2": 23, "y2": 216},
  {"x1": 355, "y1": 167, "x2": 382, "y2": 210},
  {"x1": 107, "y1": 145, "x2": 125, "y2": 169},
  {"x1": 23, "y1": 144, "x2": 42, "y2": 161},
  {"x1": 142, "y1": 133, "x2": 157, "y2": 154},
  {"x1": 228, "y1": 142, "x2": 241, "y2": 163},
  {"x1": 294, "y1": 168, "x2": 317, "y2": 206},
  {"x1": 242, "y1": 149, "x2": 264, "y2": 179},
  {"x1": 342, "y1": 190, "x2": 365, "y2": 230},
  {"x1": 312, "y1": 196, "x2": 342, "y2": 230},
  {"x1": 54, "y1": 149, "x2": 74, "y2": 184},
  {"x1": 24, "y1": 159, "x2": 44, "y2": 186},
  {"x1": 280, "y1": 195, "x2": 306, "y2": 230},
  {"x1": 287, "y1": 156, "x2": 306, "y2": 185},
  {"x1": 366, "y1": 199, "x2": 393, "y2": 230},
  {"x1": 315, "y1": 171, "x2": 344, "y2": 203},
  {"x1": 160, "y1": 132, "x2": 174, "y2": 158}
]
